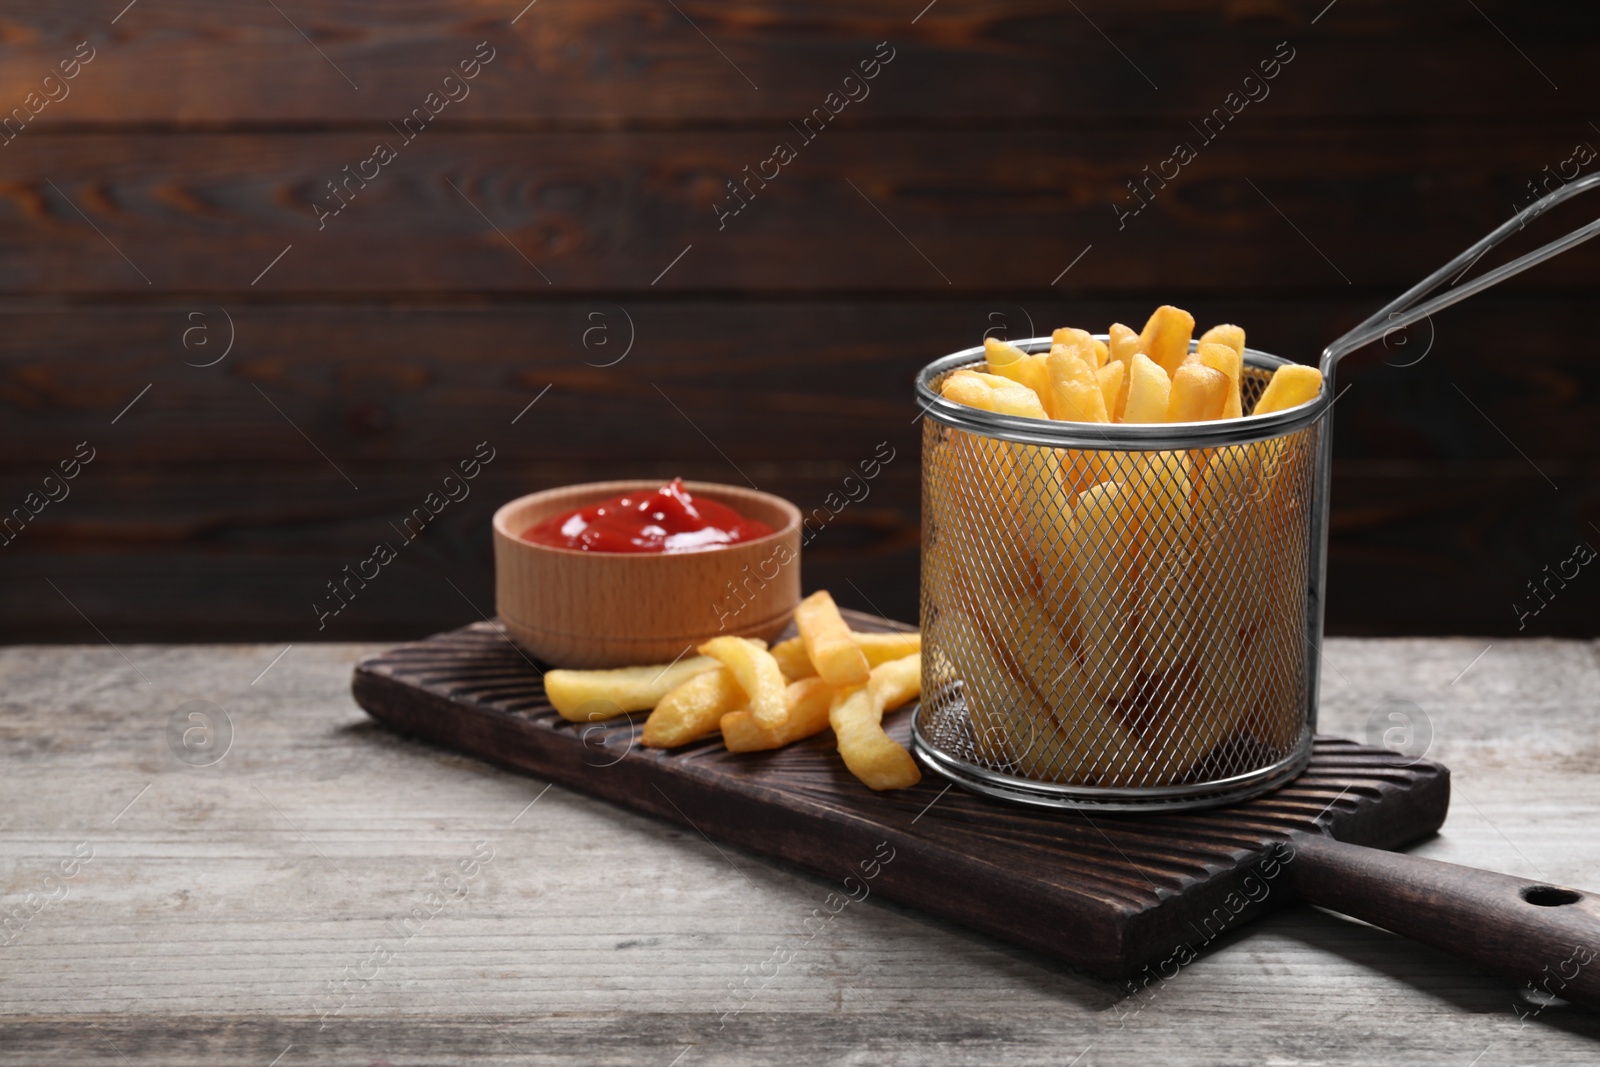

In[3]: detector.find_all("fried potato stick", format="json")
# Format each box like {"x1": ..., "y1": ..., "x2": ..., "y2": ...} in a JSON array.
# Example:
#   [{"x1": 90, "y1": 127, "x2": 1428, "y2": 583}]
[
  {"x1": 1139, "y1": 305, "x2": 1196, "y2": 377},
  {"x1": 1252, "y1": 365, "x2": 1324, "y2": 415},
  {"x1": 1123, "y1": 352, "x2": 1172, "y2": 424},
  {"x1": 984, "y1": 338, "x2": 1053, "y2": 415},
  {"x1": 830, "y1": 653, "x2": 923, "y2": 790},
  {"x1": 698, "y1": 636, "x2": 788, "y2": 728},
  {"x1": 1167, "y1": 363, "x2": 1229, "y2": 423},
  {"x1": 721, "y1": 677, "x2": 836, "y2": 752},
  {"x1": 794, "y1": 590, "x2": 871, "y2": 687},
  {"x1": 545, "y1": 655, "x2": 719, "y2": 722},
  {"x1": 771, "y1": 631, "x2": 921, "y2": 681},
  {"x1": 640, "y1": 667, "x2": 746, "y2": 748}
]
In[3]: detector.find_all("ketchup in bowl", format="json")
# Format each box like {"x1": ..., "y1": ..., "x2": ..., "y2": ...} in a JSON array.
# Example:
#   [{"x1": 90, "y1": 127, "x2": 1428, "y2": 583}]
[{"x1": 521, "y1": 478, "x2": 775, "y2": 554}]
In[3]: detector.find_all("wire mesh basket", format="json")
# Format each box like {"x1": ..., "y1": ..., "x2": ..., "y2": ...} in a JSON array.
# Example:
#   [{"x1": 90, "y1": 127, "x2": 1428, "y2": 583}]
[
  {"x1": 914, "y1": 343, "x2": 1325, "y2": 811},
  {"x1": 911, "y1": 173, "x2": 1600, "y2": 811}
]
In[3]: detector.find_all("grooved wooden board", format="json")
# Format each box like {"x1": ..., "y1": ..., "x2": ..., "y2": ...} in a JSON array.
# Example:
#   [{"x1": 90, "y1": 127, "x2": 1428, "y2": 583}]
[{"x1": 351, "y1": 612, "x2": 1452, "y2": 982}]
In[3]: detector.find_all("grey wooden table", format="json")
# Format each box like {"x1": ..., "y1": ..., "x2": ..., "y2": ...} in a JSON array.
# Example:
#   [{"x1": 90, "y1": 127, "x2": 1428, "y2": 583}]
[{"x1": 2, "y1": 637, "x2": 1599, "y2": 1065}]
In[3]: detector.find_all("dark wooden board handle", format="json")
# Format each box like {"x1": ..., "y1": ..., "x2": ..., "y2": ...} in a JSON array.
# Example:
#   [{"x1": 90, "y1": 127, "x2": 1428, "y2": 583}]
[{"x1": 1284, "y1": 831, "x2": 1600, "y2": 1008}]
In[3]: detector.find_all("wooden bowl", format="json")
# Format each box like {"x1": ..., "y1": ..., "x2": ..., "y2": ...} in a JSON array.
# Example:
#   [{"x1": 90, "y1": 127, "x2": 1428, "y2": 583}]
[{"x1": 492, "y1": 480, "x2": 802, "y2": 668}]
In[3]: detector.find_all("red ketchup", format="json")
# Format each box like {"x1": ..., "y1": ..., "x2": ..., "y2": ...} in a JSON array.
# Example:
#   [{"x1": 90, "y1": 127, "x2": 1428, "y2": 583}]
[{"x1": 522, "y1": 478, "x2": 774, "y2": 554}]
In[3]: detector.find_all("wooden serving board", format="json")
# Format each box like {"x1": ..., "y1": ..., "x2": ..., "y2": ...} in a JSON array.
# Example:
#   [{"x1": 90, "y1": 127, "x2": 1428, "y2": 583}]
[{"x1": 351, "y1": 611, "x2": 1451, "y2": 983}]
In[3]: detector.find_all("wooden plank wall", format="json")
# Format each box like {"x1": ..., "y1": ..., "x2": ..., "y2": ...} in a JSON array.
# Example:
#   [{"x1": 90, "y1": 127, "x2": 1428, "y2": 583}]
[{"x1": 1, "y1": 1, "x2": 1596, "y2": 642}]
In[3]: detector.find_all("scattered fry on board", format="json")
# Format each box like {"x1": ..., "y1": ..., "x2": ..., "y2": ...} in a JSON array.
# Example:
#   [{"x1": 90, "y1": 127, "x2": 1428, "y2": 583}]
[{"x1": 547, "y1": 594, "x2": 925, "y2": 790}]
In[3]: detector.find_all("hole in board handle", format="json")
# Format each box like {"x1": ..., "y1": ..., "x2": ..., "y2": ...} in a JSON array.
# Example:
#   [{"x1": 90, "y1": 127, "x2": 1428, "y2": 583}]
[{"x1": 1521, "y1": 885, "x2": 1583, "y2": 907}]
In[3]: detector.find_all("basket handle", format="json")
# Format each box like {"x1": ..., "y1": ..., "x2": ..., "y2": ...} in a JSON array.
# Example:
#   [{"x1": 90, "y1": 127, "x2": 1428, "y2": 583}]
[{"x1": 1320, "y1": 171, "x2": 1600, "y2": 374}]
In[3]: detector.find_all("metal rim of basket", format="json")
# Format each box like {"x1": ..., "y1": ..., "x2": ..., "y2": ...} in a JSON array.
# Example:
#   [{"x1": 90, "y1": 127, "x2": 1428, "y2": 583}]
[
  {"x1": 915, "y1": 337, "x2": 1329, "y2": 451},
  {"x1": 910, "y1": 703, "x2": 1316, "y2": 813},
  {"x1": 913, "y1": 336, "x2": 1326, "y2": 812}
]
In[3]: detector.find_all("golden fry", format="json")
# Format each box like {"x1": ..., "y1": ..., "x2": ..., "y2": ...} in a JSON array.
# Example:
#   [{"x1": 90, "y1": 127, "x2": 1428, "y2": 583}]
[
  {"x1": 794, "y1": 590, "x2": 871, "y2": 687},
  {"x1": 1052, "y1": 327, "x2": 1105, "y2": 369},
  {"x1": 1046, "y1": 347, "x2": 1110, "y2": 423},
  {"x1": 1065, "y1": 481, "x2": 1140, "y2": 702},
  {"x1": 771, "y1": 631, "x2": 921, "y2": 681},
  {"x1": 640, "y1": 667, "x2": 745, "y2": 748},
  {"x1": 545, "y1": 656, "x2": 718, "y2": 722},
  {"x1": 770, "y1": 635, "x2": 814, "y2": 680},
  {"x1": 1123, "y1": 352, "x2": 1172, "y2": 423},
  {"x1": 983, "y1": 336, "x2": 1029, "y2": 371},
  {"x1": 721, "y1": 677, "x2": 835, "y2": 752},
  {"x1": 941, "y1": 369, "x2": 993, "y2": 410},
  {"x1": 1130, "y1": 452, "x2": 1193, "y2": 674},
  {"x1": 984, "y1": 338, "x2": 1052, "y2": 415},
  {"x1": 1186, "y1": 341, "x2": 1243, "y2": 419},
  {"x1": 1167, "y1": 363, "x2": 1229, "y2": 422},
  {"x1": 1108, "y1": 322, "x2": 1142, "y2": 365},
  {"x1": 985, "y1": 377, "x2": 1050, "y2": 418},
  {"x1": 724, "y1": 652, "x2": 922, "y2": 755},
  {"x1": 1096, "y1": 360, "x2": 1128, "y2": 423},
  {"x1": 868, "y1": 652, "x2": 921, "y2": 711},
  {"x1": 1139, "y1": 305, "x2": 1195, "y2": 376},
  {"x1": 1198, "y1": 323, "x2": 1245, "y2": 358},
  {"x1": 941, "y1": 369, "x2": 1049, "y2": 419},
  {"x1": 698, "y1": 635, "x2": 788, "y2": 729},
  {"x1": 938, "y1": 575, "x2": 1140, "y2": 785},
  {"x1": 1252, "y1": 364, "x2": 1324, "y2": 414},
  {"x1": 857, "y1": 630, "x2": 923, "y2": 667},
  {"x1": 830, "y1": 653, "x2": 923, "y2": 790}
]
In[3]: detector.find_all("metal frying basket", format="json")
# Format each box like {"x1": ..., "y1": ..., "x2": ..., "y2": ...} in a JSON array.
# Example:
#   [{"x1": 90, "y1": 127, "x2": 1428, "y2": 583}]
[{"x1": 911, "y1": 174, "x2": 1600, "y2": 812}]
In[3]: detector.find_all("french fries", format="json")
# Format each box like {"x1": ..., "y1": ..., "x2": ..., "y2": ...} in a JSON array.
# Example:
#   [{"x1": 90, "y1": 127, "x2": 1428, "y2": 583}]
[
  {"x1": 1123, "y1": 352, "x2": 1172, "y2": 424},
  {"x1": 1046, "y1": 347, "x2": 1110, "y2": 423},
  {"x1": 984, "y1": 338, "x2": 1053, "y2": 413},
  {"x1": 553, "y1": 588, "x2": 927, "y2": 789},
  {"x1": 562, "y1": 302, "x2": 1324, "y2": 798},
  {"x1": 925, "y1": 305, "x2": 1321, "y2": 787},
  {"x1": 641, "y1": 667, "x2": 746, "y2": 748},
  {"x1": 943, "y1": 310, "x2": 1321, "y2": 429},
  {"x1": 943, "y1": 369, "x2": 1049, "y2": 420},
  {"x1": 1096, "y1": 360, "x2": 1128, "y2": 422},
  {"x1": 545, "y1": 655, "x2": 719, "y2": 722},
  {"x1": 794, "y1": 590, "x2": 871, "y2": 687},
  {"x1": 829, "y1": 653, "x2": 923, "y2": 791},
  {"x1": 1166, "y1": 363, "x2": 1229, "y2": 423},
  {"x1": 723, "y1": 650, "x2": 923, "y2": 759},
  {"x1": 1108, "y1": 322, "x2": 1142, "y2": 365},
  {"x1": 1064, "y1": 482, "x2": 1139, "y2": 702},
  {"x1": 1198, "y1": 323, "x2": 1245, "y2": 359},
  {"x1": 1186, "y1": 341, "x2": 1243, "y2": 420},
  {"x1": 770, "y1": 630, "x2": 921, "y2": 680},
  {"x1": 721, "y1": 677, "x2": 835, "y2": 752},
  {"x1": 1139, "y1": 305, "x2": 1196, "y2": 376},
  {"x1": 1253, "y1": 364, "x2": 1325, "y2": 414},
  {"x1": 1052, "y1": 327, "x2": 1106, "y2": 369},
  {"x1": 698, "y1": 635, "x2": 788, "y2": 729}
]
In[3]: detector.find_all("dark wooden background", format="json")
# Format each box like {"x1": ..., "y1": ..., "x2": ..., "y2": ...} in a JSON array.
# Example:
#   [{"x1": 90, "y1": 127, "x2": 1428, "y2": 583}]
[{"x1": 2, "y1": 1, "x2": 1596, "y2": 643}]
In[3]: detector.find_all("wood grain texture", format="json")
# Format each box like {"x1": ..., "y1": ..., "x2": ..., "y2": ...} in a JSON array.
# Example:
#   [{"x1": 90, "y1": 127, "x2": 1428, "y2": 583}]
[
  {"x1": 0, "y1": 467, "x2": 923, "y2": 645},
  {"x1": 0, "y1": 0, "x2": 1594, "y2": 645},
  {"x1": 1284, "y1": 832, "x2": 1600, "y2": 1008},
  {"x1": 0, "y1": 296, "x2": 1592, "y2": 465},
  {"x1": 2, "y1": 292, "x2": 1595, "y2": 643},
  {"x1": 2, "y1": 1, "x2": 1595, "y2": 122},
  {"x1": 1, "y1": 124, "x2": 1597, "y2": 294},
  {"x1": 349, "y1": 612, "x2": 1452, "y2": 981},
  {"x1": 3, "y1": 637, "x2": 1599, "y2": 1064}
]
